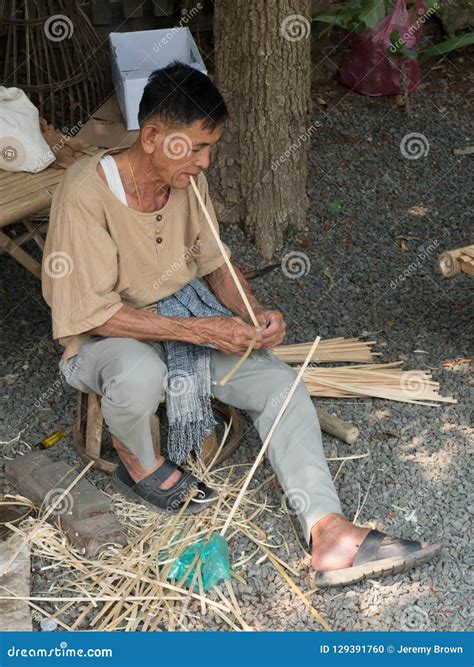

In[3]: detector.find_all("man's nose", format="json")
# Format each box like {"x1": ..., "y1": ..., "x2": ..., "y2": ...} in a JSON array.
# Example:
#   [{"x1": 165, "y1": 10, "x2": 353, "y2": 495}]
[{"x1": 194, "y1": 147, "x2": 211, "y2": 170}]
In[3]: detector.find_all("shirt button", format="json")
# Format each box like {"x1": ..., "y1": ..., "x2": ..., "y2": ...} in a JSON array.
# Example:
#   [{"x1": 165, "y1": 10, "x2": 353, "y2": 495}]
[
  {"x1": 156, "y1": 214, "x2": 162, "y2": 221},
  {"x1": 156, "y1": 237, "x2": 163, "y2": 244}
]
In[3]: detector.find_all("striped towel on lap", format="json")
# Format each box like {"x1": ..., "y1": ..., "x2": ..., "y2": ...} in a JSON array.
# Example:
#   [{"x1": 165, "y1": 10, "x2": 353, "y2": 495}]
[{"x1": 156, "y1": 277, "x2": 233, "y2": 464}]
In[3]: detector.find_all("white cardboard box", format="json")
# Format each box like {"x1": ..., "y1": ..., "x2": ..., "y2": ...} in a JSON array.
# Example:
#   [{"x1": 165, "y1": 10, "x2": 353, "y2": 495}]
[{"x1": 109, "y1": 28, "x2": 207, "y2": 131}]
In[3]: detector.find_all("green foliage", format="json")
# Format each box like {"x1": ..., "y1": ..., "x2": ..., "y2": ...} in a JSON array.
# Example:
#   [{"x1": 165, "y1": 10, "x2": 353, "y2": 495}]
[
  {"x1": 390, "y1": 30, "x2": 418, "y2": 59},
  {"x1": 328, "y1": 200, "x2": 343, "y2": 214},
  {"x1": 419, "y1": 32, "x2": 474, "y2": 58},
  {"x1": 313, "y1": 0, "x2": 393, "y2": 35},
  {"x1": 284, "y1": 223, "x2": 298, "y2": 240}
]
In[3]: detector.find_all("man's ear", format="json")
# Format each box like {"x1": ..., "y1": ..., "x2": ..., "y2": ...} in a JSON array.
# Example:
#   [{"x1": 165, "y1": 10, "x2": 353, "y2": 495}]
[{"x1": 140, "y1": 121, "x2": 163, "y2": 154}]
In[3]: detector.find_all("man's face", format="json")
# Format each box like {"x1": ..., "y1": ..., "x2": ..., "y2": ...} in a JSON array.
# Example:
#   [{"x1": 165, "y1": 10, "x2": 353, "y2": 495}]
[{"x1": 142, "y1": 119, "x2": 223, "y2": 188}]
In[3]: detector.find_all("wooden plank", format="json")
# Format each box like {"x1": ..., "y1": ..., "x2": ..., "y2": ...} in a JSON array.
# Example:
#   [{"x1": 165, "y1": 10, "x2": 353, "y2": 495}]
[
  {"x1": 85, "y1": 394, "x2": 104, "y2": 460},
  {"x1": 5, "y1": 451, "x2": 112, "y2": 521},
  {"x1": 150, "y1": 414, "x2": 161, "y2": 457},
  {"x1": 0, "y1": 190, "x2": 56, "y2": 228},
  {"x1": 61, "y1": 512, "x2": 128, "y2": 556},
  {"x1": 0, "y1": 172, "x2": 63, "y2": 200},
  {"x1": 0, "y1": 150, "x2": 99, "y2": 228},
  {"x1": 202, "y1": 429, "x2": 218, "y2": 463}
]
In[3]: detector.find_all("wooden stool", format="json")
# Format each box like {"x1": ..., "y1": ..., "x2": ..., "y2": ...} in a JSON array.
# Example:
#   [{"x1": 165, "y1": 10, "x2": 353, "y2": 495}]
[{"x1": 73, "y1": 391, "x2": 244, "y2": 475}]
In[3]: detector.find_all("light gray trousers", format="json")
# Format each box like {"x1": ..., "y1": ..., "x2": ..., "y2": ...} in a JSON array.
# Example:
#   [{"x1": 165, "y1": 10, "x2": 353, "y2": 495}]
[{"x1": 60, "y1": 336, "x2": 342, "y2": 543}]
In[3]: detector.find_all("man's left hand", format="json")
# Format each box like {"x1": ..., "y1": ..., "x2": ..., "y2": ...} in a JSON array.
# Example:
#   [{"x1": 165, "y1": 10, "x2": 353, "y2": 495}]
[{"x1": 254, "y1": 309, "x2": 286, "y2": 349}]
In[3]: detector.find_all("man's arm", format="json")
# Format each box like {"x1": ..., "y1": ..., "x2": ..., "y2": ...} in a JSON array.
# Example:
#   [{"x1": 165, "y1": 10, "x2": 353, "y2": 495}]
[
  {"x1": 203, "y1": 264, "x2": 287, "y2": 349},
  {"x1": 203, "y1": 264, "x2": 265, "y2": 320},
  {"x1": 88, "y1": 304, "x2": 262, "y2": 356}
]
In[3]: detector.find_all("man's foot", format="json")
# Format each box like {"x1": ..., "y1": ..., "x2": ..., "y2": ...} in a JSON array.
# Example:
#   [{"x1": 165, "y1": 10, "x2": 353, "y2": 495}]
[
  {"x1": 111, "y1": 436, "x2": 182, "y2": 488},
  {"x1": 311, "y1": 513, "x2": 370, "y2": 571},
  {"x1": 311, "y1": 513, "x2": 441, "y2": 588},
  {"x1": 112, "y1": 459, "x2": 216, "y2": 516}
]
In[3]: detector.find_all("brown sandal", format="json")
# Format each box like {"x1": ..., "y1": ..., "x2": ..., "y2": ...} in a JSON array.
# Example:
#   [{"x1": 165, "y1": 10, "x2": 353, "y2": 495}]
[{"x1": 314, "y1": 529, "x2": 442, "y2": 588}]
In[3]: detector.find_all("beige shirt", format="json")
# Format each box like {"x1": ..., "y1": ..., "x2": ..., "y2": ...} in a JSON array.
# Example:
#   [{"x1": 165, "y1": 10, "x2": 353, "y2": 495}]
[{"x1": 41, "y1": 148, "x2": 232, "y2": 361}]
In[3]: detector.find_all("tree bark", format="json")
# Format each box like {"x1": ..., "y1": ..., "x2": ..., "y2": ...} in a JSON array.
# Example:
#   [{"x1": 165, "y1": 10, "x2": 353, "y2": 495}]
[{"x1": 213, "y1": 0, "x2": 312, "y2": 260}]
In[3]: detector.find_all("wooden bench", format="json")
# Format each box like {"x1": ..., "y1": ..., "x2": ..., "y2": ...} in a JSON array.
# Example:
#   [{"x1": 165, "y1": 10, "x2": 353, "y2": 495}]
[{"x1": 0, "y1": 146, "x2": 100, "y2": 278}]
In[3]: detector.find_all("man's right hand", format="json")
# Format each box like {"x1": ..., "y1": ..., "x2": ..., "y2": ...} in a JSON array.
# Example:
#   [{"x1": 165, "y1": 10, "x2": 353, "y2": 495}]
[{"x1": 194, "y1": 316, "x2": 263, "y2": 355}]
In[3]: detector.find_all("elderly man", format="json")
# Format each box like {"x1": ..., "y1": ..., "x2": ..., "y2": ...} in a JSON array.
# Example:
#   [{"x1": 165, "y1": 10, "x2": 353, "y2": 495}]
[{"x1": 42, "y1": 62, "x2": 439, "y2": 587}]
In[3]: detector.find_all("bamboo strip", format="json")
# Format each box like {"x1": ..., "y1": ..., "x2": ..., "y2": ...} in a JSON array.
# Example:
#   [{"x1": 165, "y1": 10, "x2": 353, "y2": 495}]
[
  {"x1": 189, "y1": 176, "x2": 258, "y2": 327},
  {"x1": 221, "y1": 336, "x2": 321, "y2": 536}
]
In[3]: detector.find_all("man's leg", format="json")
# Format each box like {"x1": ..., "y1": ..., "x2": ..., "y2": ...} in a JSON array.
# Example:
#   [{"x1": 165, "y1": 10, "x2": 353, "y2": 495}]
[
  {"x1": 209, "y1": 348, "x2": 441, "y2": 578},
  {"x1": 209, "y1": 348, "x2": 343, "y2": 543},
  {"x1": 62, "y1": 337, "x2": 180, "y2": 487}
]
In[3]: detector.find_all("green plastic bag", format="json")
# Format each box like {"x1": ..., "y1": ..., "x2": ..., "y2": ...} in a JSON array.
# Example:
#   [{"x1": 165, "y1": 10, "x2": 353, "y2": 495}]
[{"x1": 167, "y1": 532, "x2": 231, "y2": 592}]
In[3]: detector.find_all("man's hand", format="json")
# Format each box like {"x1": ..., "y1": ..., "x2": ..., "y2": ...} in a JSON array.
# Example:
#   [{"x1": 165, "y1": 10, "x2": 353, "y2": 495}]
[
  {"x1": 254, "y1": 308, "x2": 286, "y2": 349},
  {"x1": 194, "y1": 315, "x2": 264, "y2": 355}
]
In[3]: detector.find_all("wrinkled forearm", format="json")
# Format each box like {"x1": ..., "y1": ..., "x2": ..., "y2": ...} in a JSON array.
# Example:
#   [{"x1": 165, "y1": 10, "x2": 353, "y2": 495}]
[
  {"x1": 88, "y1": 304, "x2": 206, "y2": 344},
  {"x1": 203, "y1": 264, "x2": 264, "y2": 322}
]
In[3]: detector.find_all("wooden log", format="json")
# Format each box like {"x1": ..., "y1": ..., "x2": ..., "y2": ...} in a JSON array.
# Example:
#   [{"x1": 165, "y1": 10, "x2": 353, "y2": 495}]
[
  {"x1": 317, "y1": 409, "x2": 359, "y2": 445},
  {"x1": 438, "y1": 245, "x2": 474, "y2": 277}
]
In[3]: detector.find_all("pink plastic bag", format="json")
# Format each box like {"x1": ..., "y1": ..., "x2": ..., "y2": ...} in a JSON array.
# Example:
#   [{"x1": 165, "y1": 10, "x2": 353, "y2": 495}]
[{"x1": 340, "y1": 0, "x2": 425, "y2": 96}]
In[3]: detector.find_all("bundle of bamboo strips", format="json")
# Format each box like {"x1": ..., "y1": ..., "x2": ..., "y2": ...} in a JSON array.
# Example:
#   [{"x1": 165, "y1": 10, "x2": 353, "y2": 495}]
[
  {"x1": 300, "y1": 362, "x2": 456, "y2": 406},
  {"x1": 273, "y1": 337, "x2": 378, "y2": 363}
]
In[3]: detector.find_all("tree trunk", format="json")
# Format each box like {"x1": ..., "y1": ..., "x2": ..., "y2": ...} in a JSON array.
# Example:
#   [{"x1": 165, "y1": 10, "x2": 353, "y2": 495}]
[{"x1": 213, "y1": 0, "x2": 312, "y2": 260}]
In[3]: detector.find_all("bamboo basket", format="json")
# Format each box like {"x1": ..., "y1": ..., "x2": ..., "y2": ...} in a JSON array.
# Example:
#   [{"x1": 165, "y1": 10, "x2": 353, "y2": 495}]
[{"x1": 0, "y1": 0, "x2": 113, "y2": 128}]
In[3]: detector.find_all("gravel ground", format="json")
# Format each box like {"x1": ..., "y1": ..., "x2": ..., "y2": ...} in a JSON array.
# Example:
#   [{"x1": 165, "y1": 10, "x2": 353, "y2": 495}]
[{"x1": 1, "y1": 53, "x2": 473, "y2": 632}]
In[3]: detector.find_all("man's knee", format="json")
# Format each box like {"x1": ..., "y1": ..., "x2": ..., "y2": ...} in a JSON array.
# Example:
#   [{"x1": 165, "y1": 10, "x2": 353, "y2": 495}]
[{"x1": 103, "y1": 350, "x2": 167, "y2": 415}]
